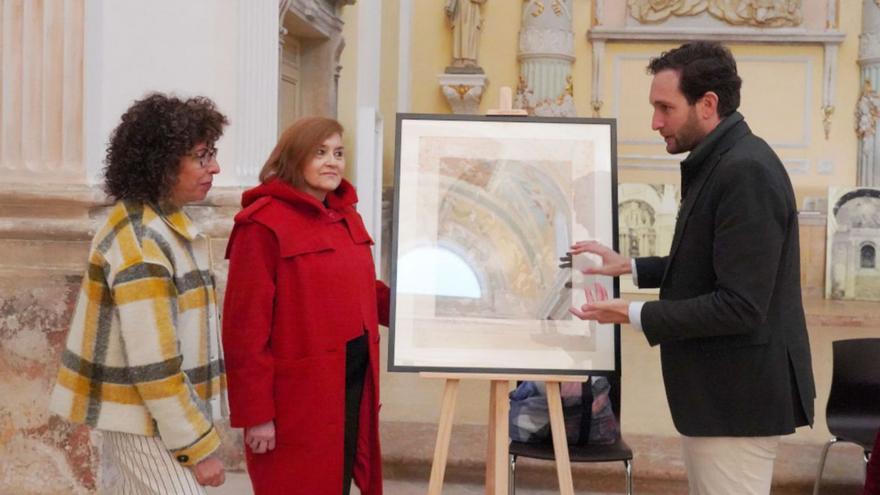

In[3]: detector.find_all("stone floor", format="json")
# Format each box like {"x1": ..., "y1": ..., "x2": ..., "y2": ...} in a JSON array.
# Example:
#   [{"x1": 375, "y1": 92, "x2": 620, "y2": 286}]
[{"x1": 209, "y1": 471, "x2": 861, "y2": 494}]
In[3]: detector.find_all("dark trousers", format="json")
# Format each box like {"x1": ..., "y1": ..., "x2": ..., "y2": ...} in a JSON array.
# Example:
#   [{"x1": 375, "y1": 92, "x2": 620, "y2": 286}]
[{"x1": 342, "y1": 333, "x2": 368, "y2": 495}]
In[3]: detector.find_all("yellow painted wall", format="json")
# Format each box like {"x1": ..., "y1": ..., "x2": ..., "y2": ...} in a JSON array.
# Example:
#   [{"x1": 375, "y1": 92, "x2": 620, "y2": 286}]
[{"x1": 337, "y1": 1, "x2": 872, "y2": 445}]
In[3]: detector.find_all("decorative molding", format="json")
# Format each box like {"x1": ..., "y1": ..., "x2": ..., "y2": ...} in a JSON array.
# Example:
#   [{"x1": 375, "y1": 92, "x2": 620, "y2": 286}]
[
  {"x1": 618, "y1": 154, "x2": 683, "y2": 171},
  {"x1": 588, "y1": 26, "x2": 844, "y2": 44},
  {"x1": 285, "y1": 0, "x2": 345, "y2": 38},
  {"x1": 438, "y1": 73, "x2": 487, "y2": 115},
  {"x1": 618, "y1": 154, "x2": 810, "y2": 175},
  {"x1": 0, "y1": 184, "x2": 243, "y2": 241},
  {"x1": 591, "y1": 40, "x2": 605, "y2": 117}
]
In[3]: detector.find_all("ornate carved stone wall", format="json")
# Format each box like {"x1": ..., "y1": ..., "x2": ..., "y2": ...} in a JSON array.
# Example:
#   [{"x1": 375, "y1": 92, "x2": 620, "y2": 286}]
[{"x1": 514, "y1": 0, "x2": 575, "y2": 116}]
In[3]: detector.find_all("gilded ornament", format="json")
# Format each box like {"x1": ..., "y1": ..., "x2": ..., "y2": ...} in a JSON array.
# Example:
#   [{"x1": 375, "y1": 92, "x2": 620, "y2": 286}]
[
  {"x1": 856, "y1": 81, "x2": 880, "y2": 140},
  {"x1": 453, "y1": 84, "x2": 472, "y2": 99},
  {"x1": 530, "y1": 0, "x2": 544, "y2": 17},
  {"x1": 822, "y1": 104, "x2": 834, "y2": 140}
]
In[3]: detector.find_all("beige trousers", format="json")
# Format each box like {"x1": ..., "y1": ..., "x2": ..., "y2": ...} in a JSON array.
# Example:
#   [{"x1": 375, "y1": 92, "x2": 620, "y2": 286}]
[
  {"x1": 681, "y1": 435, "x2": 780, "y2": 495},
  {"x1": 102, "y1": 430, "x2": 207, "y2": 495}
]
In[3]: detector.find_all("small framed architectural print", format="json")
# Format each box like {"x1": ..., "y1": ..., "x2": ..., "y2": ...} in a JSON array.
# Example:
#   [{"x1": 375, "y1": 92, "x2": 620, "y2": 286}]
[
  {"x1": 617, "y1": 183, "x2": 679, "y2": 294},
  {"x1": 389, "y1": 114, "x2": 619, "y2": 375},
  {"x1": 826, "y1": 187, "x2": 880, "y2": 301}
]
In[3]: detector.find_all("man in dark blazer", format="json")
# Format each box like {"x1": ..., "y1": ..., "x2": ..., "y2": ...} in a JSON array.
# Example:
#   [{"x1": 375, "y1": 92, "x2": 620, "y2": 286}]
[{"x1": 570, "y1": 42, "x2": 815, "y2": 494}]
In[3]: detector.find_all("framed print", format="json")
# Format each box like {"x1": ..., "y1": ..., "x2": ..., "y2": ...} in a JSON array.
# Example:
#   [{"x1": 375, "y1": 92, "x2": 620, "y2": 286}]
[
  {"x1": 388, "y1": 114, "x2": 619, "y2": 375},
  {"x1": 617, "y1": 183, "x2": 679, "y2": 294},
  {"x1": 825, "y1": 186, "x2": 880, "y2": 301}
]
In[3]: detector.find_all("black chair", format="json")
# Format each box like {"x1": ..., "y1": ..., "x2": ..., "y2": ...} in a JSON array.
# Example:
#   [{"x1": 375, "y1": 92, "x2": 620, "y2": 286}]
[
  {"x1": 509, "y1": 373, "x2": 633, "y2": 494},
  {"x1": 813, "y1": 338, "x2": 880, "y2": 495}
]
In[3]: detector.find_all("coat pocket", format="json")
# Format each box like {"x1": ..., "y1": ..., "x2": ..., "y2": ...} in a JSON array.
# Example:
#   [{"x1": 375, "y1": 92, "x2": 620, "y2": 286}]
[{"x1": 272, "y1": 353, "x2": 345, "y2": 446}]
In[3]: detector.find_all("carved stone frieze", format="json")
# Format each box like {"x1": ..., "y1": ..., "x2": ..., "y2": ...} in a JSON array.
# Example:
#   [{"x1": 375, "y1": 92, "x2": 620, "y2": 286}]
[
  {"x1": 861, "y1": 33, "x2": 880, "y2": 62},
  {"x1": 627, "y1": 0, "x2": 803, "y2": 28},
  {"x1": 861, "y1": 0, "x2": 880, "y2": 63},
  {"x1": 518, "y1": 28, "x2": 574, "y2": 60}
]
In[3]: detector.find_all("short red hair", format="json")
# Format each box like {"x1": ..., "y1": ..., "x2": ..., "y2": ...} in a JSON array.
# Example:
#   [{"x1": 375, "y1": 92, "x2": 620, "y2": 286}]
[{"x1": 259, "y1": 116, "x2": 344, "y2": 186}]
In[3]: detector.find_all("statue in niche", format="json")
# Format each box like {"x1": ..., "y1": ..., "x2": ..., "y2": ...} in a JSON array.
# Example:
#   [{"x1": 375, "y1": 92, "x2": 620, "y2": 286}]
[
  {"x1": 627, "y1": 0, "x2": 803, "y2": 27},
  {"x1": 445, "y1": 0, "x2": 487, "y2": 73}
]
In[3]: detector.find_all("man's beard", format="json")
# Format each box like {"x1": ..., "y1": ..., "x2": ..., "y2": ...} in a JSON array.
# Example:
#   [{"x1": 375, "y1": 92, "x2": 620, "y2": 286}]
[{"x1": 667, "y1": 107, "x2": 705, "y2": 154}]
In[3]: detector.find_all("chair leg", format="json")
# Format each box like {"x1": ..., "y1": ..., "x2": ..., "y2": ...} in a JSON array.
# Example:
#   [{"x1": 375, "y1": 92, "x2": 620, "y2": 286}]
[
  {"x1": 508, "y1": 454, "x2": 516, "y2": 495},
  {"x1": 624, "y1": 459, "x2": 633, "y2": 495},
  {"x1": 812, "y1": 437, "x2": 839, "y2": 495}
]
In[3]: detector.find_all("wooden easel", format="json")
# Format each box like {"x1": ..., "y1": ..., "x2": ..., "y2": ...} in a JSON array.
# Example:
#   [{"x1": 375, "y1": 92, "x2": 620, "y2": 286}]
[
  {"x1": 422, "y1": 372, "x2": 587, "y2": 495},
  {"x1": 423, "y1": 86, "x2": 582, "y2": 495}
]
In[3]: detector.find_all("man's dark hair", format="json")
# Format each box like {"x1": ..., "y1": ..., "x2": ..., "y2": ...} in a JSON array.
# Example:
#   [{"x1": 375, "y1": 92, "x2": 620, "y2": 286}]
[
  {"x1": 648, "y1": 41, "x2": 742, "y2": 118},
  {"x1": 103, "y1": 93, "x2": 229, "y2": 204}
]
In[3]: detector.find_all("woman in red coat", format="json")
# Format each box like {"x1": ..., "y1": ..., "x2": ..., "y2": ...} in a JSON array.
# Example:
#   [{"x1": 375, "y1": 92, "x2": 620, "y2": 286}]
[{"x1": 222, "y1": 116, "x2": 389, "y2": 495}]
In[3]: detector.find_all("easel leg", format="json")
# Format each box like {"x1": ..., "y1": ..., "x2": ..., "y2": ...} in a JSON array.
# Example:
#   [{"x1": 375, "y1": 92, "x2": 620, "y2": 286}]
[
  {"x1": 428, "y1": 378, "x2": 460, "y2": 495},
  {"x1": 486, "y1": 380, "x2": 509, "y2": 495},
  {"x1": 546, "y1": 381, "x2": 575, "y2": 495}
]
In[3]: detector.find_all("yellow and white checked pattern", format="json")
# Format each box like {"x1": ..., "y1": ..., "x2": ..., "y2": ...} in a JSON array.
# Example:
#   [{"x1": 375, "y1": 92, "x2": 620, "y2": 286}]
[{"x1": 50, "y1": 201, "x2": 227, "y2": 466}]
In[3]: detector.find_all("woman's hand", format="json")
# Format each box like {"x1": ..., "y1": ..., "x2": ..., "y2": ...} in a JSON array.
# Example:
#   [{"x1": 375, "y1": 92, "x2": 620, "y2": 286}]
[
  {"x1": 245, "y1": 420, "x2": 276, "y2": 454},
  {"x1": 191, "y1": 455, "x2": 225, "y2": 486}
]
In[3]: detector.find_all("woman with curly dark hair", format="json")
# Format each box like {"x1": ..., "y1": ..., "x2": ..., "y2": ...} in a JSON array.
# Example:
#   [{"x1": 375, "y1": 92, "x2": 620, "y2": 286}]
[{"x1": 50, "y1": 93, "x2": 230, "y2": 494}]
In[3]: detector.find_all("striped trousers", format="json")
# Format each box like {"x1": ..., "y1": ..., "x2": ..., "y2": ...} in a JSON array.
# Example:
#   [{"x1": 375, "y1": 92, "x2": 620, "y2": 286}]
[{"x1": 102, "y1": 430, "x2": 207, "y2": 495}]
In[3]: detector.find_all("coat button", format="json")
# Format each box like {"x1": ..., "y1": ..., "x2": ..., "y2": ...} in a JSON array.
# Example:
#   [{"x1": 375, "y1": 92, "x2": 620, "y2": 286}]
[{"x1": 176, "y1": 454, "x2": 189, "y2": 463}]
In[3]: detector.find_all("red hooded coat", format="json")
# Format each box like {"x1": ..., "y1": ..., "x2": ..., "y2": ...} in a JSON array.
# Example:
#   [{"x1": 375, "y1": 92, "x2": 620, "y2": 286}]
[{"x1": 222, "y1": 178, "x2": 389, "y2": 494}]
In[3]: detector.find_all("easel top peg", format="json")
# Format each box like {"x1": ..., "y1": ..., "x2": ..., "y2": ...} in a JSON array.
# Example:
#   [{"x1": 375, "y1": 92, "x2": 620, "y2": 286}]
[{"x1": 486, "y1": 86, "x2": 528, "y2": 116}]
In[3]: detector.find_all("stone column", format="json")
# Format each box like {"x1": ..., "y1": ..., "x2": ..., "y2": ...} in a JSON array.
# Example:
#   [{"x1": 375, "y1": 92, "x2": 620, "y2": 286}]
[
  {"x1": 514, "y1": 0, "x2": 575, "y2": 116},
  {"x1": 0, "y1": 0, "x2": 85, "y2": 183},
  {"x1": 858, "y1": 0, "x2": 880, "y2": 186}
]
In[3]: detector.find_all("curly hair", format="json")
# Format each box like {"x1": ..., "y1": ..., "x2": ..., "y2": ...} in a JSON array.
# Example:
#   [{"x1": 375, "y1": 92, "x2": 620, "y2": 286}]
[
  {"x1": 648, "y1": 41, "x2": 742, "y2": 118},
  {"x1": 103, "y1": 93, "x2": 229, "y2": 203}
]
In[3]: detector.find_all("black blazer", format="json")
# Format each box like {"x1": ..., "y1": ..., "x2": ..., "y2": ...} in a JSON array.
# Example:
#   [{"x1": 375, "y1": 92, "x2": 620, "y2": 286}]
[{"x1": 635, "y1": 113, "x2": 815, "y2": 437}]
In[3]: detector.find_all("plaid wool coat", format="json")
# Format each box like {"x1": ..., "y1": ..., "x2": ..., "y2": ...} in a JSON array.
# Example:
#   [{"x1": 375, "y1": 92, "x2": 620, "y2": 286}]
[{"x1": 50, "y1": 201, "x2": 228, "y2": 466}]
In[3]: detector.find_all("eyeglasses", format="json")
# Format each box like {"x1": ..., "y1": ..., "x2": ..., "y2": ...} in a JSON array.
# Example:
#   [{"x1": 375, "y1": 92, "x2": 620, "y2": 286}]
[{"x1": 187, "y1": 146, "x2": 218, "y2": 168}]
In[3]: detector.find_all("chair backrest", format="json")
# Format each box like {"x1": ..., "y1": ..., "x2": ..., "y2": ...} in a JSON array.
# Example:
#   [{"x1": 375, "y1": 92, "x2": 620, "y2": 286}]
[
  {"x1": 607, "y1": 371, "x2": 622, "y2": 423},
  {"x1": 826, "y1": 338, "x2": 880, "y2": 447}
]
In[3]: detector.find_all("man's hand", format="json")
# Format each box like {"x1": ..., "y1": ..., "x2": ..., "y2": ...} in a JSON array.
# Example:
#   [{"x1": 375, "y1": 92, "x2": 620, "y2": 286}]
[
  {"x1": 569, "y1": 283, "x2": 631, "y2": 324},
  {"x1": 245, "y1": 420, "x2": 276, "y2": 454},
  {"x1": 570, "y1": 240, "x2": 631, "y2": 277},
  {"x1": 191, "y1": 455, "x2": 225, "y2": 487},
  {"x1": 569, "y1": 299, "x2": 631, "y2": 324}
]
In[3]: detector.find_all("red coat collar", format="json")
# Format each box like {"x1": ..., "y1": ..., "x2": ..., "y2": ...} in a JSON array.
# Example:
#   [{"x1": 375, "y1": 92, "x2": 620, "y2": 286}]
[{"x1": 240, "y1": 177, "x2": 359, "y2": 214}]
